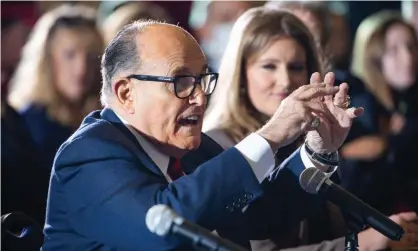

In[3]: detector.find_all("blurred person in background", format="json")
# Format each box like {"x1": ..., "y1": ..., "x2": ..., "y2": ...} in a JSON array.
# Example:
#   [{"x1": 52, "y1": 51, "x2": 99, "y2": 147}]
[
  {"x1": 265, "y1": 1, "x2": 366, "y2": 102},
  {"x1": 97, "y1": 1, "x2": 193, "y2": 35},
  {"x1": 7, "y1": 4, "x2": 104, "y2": 169},
  {"x1": 1, "y1": 1, "x2": 38, "y2": 92},
  {"x1": 197, "y1": 1, "x2": 264, "y2": 71},
  {"x1": 203, "y1": 7, "x2": 418, "y2": 251},
  {"x1": 264, "y1": 1, "x2": 331, "y2": 54},
  {"x1": 341, "y1": 10, "x2": 418, "y2": 214},
  {"x1": 328, "y1": 12, "x2": 351, "y2": 74},
  {"x1": 1, "y1": 1, "x2": 50, "y2": 226},
  {"x1": 101, "y1": 1, "x2": 173, "y2": 46}
]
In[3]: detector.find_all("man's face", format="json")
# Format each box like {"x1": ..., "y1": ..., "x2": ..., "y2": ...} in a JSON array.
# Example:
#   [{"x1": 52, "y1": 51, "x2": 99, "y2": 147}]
[{"x1": 130, "y1": 25, "x2": 208, "y2": 154}]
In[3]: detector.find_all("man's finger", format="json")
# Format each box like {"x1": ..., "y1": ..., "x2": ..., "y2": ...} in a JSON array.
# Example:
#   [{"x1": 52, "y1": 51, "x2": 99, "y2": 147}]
[
  {"x1": 305, "y1": 101, "x2": 339, "y2": 125},
  {"x1": 310, "y1": 72, "x2": 322, "y2": 85},
  {"x1": 291, "y1": 82, "x2": 326, "y2": 97},
  {"x1": 324, "y1": 72, "x2": 335, "y2": 102},
  {"x1": 334, "y1": 82, "x2": 349, "y2": 107},
  {"x1": 297, "y1": 86, "x2": 339, "y2": 101},
  {"x1": 345, "y1": 107, "x2": 364, "y2": 119}
]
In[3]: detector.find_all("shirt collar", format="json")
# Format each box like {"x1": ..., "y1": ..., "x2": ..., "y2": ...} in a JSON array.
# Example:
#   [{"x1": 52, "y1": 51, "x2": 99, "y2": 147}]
[{"x1": 114, "y1": 111, "x2": 170, "y2": 179}]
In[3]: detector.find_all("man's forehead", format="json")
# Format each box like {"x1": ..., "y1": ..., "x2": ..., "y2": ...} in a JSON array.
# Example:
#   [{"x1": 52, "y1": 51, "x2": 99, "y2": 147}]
[{"x1": 138, "y1": 25, "x2": 205, "y2": 59}]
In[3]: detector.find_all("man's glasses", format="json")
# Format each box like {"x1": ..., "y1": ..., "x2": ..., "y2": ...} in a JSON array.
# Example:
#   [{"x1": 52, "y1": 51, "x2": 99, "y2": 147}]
[{"x1": 127, "y1": 73, "x2": 219, "y2": 99}]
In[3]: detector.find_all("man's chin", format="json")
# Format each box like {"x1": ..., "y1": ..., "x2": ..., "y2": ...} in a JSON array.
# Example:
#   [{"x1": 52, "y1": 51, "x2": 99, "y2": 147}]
[
  {"x1": 185, "y1": 136, "x2": 202, "y2": 150},
  {"x1": 179, "y1": 133, "x2": 202, "y2": 150}
]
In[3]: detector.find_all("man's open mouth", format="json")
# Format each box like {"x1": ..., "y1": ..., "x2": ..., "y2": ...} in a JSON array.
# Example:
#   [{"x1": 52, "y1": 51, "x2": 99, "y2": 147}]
[{"x1": 179, "y1": 115, "x2": 201, "y2": 126}]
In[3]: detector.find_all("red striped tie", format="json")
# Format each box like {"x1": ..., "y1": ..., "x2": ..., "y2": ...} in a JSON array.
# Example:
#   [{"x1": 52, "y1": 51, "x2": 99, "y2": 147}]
[{"x1": 167, "y1": 158, "x2": 185, "y2": 181}]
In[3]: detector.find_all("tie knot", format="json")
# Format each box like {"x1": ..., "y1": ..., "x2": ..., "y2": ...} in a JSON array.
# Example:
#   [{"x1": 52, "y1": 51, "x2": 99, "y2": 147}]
[{"x1": 167, "y1": 157, "x2": 184, "y2": 181}]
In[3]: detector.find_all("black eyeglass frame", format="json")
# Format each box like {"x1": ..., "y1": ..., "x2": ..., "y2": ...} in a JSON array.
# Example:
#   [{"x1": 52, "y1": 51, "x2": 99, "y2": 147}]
[{"x1": 127, "y1": 73, "x2": 219, "y2": 99}]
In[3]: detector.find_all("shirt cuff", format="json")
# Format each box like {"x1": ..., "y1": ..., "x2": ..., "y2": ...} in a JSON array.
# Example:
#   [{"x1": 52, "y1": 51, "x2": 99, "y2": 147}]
[
  {"x1": 300, "y1": 143, "x2": 337, "y2": 177},
  {"x1": 234, "y1": 133, "x2": 275, "y2": 183}
]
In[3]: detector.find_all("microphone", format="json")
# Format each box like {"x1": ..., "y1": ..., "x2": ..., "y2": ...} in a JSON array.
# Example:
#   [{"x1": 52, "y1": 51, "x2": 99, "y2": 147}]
[
  {"x1": 146, "y1": 204, "x2": 249, "y2": 251},
  {"x1": 299, "y1": 167, "x2": 404, "y2": 241}
]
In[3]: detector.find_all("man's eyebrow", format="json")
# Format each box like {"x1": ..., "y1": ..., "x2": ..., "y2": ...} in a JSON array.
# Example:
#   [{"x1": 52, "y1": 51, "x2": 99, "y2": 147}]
[
  {"x1": 171, "y1": 66, "x2": 190, "y2": 75},
  {"x1": 170, "y1": 65, "x2": 210, "y2": 75}
]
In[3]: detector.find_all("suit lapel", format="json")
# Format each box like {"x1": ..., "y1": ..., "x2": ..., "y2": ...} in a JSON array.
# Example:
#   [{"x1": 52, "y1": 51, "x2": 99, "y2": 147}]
[{"x1": 100, "y1": 108, "x2": 166, "y2": 178}]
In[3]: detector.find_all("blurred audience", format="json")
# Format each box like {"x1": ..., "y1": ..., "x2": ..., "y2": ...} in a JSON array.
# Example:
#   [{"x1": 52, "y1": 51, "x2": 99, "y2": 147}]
[
  {"x1": 265, "y1": 1, "x2": 331, "y2": 54},
  {"x1": 203, "y1": 7, "x2": 418, "y2": 251},
  {"x1": 197, "y1": 1, "x2": 264, "y2": 71},
  {"x1": 7, "y1": 4, "x2": 104, "y2": 168},
  {"x1": 328, "y1": 12, "x2": 351, "y2": 72},
  {"x1": 1, "y1": 1, "x2": 50, "y2": 227},
  {"x1": 97, "y1": 1, "x2": 193, "y2": 34},
  {"x1": 1, "y1": 1, "x2": 38, "y2": 92},
  {"x1": 341, "y1": 10, "x2": 418, "y2": 214},
  {"x1": 101, "y1": 1, "x2": 173, "y2": 45}
]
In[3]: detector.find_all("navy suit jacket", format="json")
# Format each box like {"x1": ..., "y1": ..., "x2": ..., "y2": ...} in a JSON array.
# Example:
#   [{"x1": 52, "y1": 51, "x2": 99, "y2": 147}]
[{"x1": 42, "y1": 108, "x2": 325, "y2": 251}]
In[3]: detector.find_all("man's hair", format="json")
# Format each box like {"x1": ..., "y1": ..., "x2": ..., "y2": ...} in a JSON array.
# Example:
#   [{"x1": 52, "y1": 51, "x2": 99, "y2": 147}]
[{"x1": 100, "y1": 19, "x2": 163, "y2": 106}]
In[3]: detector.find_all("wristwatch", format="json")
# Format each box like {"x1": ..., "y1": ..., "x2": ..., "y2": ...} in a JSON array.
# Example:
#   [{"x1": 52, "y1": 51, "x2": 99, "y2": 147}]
[{"x1": 304, "y1": 142, "x2": 340, "y2": 166}]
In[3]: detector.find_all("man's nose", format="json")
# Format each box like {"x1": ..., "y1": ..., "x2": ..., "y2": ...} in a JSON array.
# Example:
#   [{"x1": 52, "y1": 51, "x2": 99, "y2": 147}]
[{"x1": 188, "y1": 85, "x2": 207, "y2": 106}]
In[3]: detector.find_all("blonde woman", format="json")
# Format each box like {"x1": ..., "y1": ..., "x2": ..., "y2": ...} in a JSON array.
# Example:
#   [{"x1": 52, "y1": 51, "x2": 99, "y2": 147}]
[
  {"x1": 8, "y1": 4, "x2": 104, "y2": 167},
  {"x1": 340, "y1": 11, "x2": 418, "y2": 215},
  {"x1": 203, "y1": 7, "x2": 418, "y2": 251}
]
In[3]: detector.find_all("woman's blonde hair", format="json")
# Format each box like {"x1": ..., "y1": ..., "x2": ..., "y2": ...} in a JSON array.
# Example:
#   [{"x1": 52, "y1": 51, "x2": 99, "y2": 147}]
[
  {"x1": 8, "y1": 4, "x2": 103, "y2": 127},
  {"x1": 101, "y1": 2, "x2": 172, "y2": 45},
  {"x1": 203, "y1": 7, "x2": 324, "y2": 143},
  {"x1": 351, "y1": 11, "x2": 418, "y2": 110}
]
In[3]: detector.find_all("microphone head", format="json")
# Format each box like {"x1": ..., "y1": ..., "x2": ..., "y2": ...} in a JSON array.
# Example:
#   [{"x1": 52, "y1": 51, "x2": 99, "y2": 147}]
[
  {"x1": 146, "y1": 204, "x2": 176, "y2": 237},
  {"x1": 299, "y1": 167, "x2": 327, "y2": 194}
]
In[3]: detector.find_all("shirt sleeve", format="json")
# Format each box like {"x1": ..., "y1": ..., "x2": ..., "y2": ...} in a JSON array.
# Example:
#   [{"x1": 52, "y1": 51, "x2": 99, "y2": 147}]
[
  {"x1": 300, "y1": 143, "x2": 338, "y2": 177},
  {"x1": 234, "y1": 133, "x2": 276, "y2": 183},
  {"x1": 235, "y1": 133, "x2": 338, "y2": 183}
]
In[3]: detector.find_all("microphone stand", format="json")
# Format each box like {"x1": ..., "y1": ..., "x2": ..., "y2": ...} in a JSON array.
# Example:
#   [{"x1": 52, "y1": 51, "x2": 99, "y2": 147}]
[{"x1": 342, "y1": 212, "x2": 366, "y2": 251}]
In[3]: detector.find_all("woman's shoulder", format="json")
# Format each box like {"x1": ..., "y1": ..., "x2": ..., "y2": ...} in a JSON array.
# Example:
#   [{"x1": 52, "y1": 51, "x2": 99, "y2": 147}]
[{"x1": 203, "y1": 127, "x2": 236, "y2": 149}]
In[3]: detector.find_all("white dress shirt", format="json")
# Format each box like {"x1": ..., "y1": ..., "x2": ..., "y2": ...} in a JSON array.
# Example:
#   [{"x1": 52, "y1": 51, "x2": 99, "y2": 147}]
[
  {"x1": 116, "y1": 113, "x2": 336, "y2": 184},
  {"x1": 205, "y1": 129, "x2": 337, "y2": 178}
]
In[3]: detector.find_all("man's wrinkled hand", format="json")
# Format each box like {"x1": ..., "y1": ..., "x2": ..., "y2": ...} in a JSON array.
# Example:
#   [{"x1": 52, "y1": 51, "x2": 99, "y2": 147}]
[
  {"x1": 258, "y1": 81, "x2": 340, "y2": 152},
  {"x1": 306, "y1": 72, "x2": 364, "y2": 154}
]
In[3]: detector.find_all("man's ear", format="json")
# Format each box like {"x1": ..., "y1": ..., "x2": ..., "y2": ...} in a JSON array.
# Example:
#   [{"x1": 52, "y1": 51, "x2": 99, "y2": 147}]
[{"x1": 114, "y1": 77, "x2": 135, "y2": 114}]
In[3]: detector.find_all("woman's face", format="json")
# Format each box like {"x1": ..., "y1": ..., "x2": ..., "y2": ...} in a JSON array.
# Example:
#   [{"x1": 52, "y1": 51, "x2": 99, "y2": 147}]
[
  {"x1": 246, "y1": 37, "x2": 308, "y2": 117},
  {"x1": 50, "y1": 26, "x2": 102, "y2": 103},
  {"x1": 382, "y1": 23, "x2": 418, "y2": 91}
]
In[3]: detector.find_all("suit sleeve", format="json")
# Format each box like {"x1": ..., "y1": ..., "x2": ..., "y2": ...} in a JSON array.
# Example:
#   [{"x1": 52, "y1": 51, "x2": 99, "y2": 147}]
[
  {"x1": 53, "y1": 136, "x2": 264, "y2": 250},
  {"x1": 203, "y1": 131, "x2": 334, "y2": 242},
  {"x1": 216, "y1": 149, "x2": 330, "y2": 243}
]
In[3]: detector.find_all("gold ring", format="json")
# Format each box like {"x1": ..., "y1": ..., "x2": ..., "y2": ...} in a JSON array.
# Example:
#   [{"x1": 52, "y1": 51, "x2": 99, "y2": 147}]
[
  {"x1": 335, "y1": 95, "x2": 350, "y2": 109},
  {"x1": 341, "y1": 95, "x2": 351, "y2": 109}
]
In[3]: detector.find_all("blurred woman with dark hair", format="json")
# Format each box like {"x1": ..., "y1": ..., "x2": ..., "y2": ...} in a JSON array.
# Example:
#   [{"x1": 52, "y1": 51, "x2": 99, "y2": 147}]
[{"x1": 341, "y1": 11, "x2": 418, "y2": 215}]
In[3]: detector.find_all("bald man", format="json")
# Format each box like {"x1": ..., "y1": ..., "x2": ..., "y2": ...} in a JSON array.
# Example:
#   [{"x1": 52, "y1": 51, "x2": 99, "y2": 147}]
[{"x1": 42, "y1": 20, "x2": 361, "y2": 250}]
